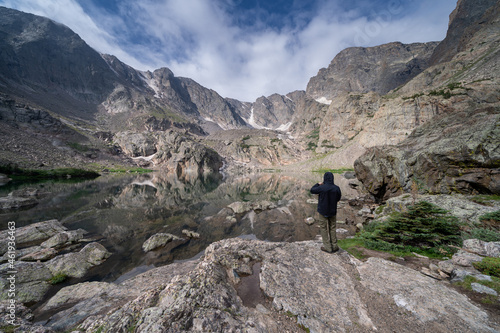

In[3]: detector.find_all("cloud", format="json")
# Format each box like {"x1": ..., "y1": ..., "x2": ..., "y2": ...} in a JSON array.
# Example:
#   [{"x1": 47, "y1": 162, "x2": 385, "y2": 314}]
[{"x1": 0, "y1": 0, "x2": 457, "y2": 101}]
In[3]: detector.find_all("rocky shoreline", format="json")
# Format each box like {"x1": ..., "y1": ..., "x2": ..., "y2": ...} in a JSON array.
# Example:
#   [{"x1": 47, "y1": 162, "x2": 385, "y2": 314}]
[{"x1": 1, "y1": 235, "x2": 498, "y2": 333}]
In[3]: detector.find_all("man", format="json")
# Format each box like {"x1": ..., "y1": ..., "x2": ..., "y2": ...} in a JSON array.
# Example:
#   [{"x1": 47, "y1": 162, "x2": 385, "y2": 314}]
[{"x1": 310, "y1": 172, "x2": 342, "y2": 253}]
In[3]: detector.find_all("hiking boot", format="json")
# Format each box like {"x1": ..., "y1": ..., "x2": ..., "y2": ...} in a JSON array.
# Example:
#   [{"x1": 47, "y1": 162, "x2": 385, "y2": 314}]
[
  {"x1": 321, "y1": 246, "x2": 333, "y2": 253},
  {"x1": 331, "y1": 246, "x2": 340, "y2": 253}
]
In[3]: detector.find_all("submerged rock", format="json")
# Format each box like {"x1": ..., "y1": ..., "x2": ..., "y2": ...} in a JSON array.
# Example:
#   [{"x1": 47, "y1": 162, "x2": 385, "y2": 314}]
[{"x1": 142, "y1": 233, "x2": 182, "y2": 252}]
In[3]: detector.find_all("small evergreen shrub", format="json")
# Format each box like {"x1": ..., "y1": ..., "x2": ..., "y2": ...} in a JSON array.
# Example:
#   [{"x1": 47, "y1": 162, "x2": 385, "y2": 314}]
[
  {"x1": 361, "y1": 201, "x2": 462, "y2": 256},
  {"x1": 462, "y1": 228, "x2": 500, "y2": 242}
]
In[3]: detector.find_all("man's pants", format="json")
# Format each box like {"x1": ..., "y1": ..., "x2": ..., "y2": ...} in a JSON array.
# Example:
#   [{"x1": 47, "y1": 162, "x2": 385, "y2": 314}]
[{"x1": 317, "y1": 214, "x2": 338, "y2": 252}]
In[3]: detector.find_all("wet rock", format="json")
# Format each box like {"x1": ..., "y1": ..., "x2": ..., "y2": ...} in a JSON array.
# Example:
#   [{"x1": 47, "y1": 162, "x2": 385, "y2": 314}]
[
  {"x1": 0, "y1": 194, "x2": 38, "y2": 211},
  {"x1": 142, "y1": 233, "x2": 181, "y2": 252},
  {"x1": 20, "y1": 247, "x2": 58, "y2": 261},
  {"x1": 0, "y1": 220, "x2": 67, "y2": 255},
  {"x1": 0, "y1": 173, "x2": 10, "y2": 186},
  {"x1": 0, "y1": 261, "x2": 52, "y2": 303},
  {"x1": 46, "y1": 242, "x2": 111, "y2": 278},
  {"x1": 40, "y1": 229, "x2": 88, "y2": 249}
]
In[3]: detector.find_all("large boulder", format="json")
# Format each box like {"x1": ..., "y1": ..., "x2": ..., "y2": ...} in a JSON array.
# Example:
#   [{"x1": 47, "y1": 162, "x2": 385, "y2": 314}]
[
  {"x1": 45, "y1": 242, "x2": 111, "y2": 278},
  {"x1": 0, "y1": 220, "x2": 67, "y2": 255},
  {"x1": 31, "y1": 238, "x2": 500, "y2": 333},
  {"x1": 355, "y1": 107, "x2": 500, "y2": 201}
]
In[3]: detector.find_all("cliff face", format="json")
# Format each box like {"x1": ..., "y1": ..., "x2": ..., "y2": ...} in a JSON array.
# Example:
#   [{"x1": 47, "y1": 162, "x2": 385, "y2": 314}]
[
  {"x1": 306, "y1": 42, "x2": 439, "y2": 101},
  {"x1": 353, "y1": 0, "x2": 500, "y2": 199}
]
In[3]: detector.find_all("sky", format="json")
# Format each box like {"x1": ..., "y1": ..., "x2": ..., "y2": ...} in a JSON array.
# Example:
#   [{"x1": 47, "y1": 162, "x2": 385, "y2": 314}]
[{"x1": 0, "y1": 0, "x2": 458, "y2": 101}]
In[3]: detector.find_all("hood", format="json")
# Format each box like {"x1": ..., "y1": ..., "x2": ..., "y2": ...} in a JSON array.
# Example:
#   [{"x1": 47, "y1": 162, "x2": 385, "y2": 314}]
[{"x1": 323, "y1": 172, "x2": 334, "y2": 184}]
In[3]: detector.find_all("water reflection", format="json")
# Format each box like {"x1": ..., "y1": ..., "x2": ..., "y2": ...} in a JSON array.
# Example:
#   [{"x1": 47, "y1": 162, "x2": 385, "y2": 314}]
[{"x1": 0, "y1": 171, "x2": 359, "y2": 284}]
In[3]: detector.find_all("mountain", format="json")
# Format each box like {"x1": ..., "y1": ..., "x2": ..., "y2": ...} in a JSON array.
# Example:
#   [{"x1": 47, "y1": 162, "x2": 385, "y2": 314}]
[
  {"x1": 0, "y1": 0, "x2": 499, "y2": 198},
  {"x1": 306, "y1": 41, "x2": 439, "y2": 101},
  {"x1": 353, "y1": 0, "x2": 500, "y2": 200}
]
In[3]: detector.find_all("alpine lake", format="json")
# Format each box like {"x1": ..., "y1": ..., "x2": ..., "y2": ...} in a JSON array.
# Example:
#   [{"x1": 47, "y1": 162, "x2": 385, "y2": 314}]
[{"x1": 0, "y1": 171, "x2": 361, "y2": 311}]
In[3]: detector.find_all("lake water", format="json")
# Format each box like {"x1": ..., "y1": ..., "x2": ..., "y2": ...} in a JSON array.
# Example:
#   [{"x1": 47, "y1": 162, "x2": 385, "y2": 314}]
[{"x1": 0, "y1": 171, "x2": 360, "y2": 305}]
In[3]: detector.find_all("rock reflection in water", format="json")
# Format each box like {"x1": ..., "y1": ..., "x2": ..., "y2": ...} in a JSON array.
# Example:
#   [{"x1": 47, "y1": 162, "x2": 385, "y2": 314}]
[{"x1": 0, "y1": 171, "x2": 359, "y2": 285}]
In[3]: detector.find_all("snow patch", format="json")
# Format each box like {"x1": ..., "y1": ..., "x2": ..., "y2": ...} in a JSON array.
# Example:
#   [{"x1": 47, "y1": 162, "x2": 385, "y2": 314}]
[
  {"x1": 132, "y1": 153, "x2": 157, "y2": 161},
  {"x1": 131, "y1": 180, "x2": 157, "y2": 188},
  {"x1": 315, "y1": 97, "x2": 332, "y2": 105},
  {"x1": 246, "y1": 108, "x2": 292, "y2": 132},
  {"x1": 139, "y1": 72, "x2": 162, "y2": 98}
]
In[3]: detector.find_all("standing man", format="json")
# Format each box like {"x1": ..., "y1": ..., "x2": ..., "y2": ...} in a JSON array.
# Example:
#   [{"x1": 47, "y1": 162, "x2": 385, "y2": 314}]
[{"x1": 310, "y1": 172, "x2": 342, "y2": 253}]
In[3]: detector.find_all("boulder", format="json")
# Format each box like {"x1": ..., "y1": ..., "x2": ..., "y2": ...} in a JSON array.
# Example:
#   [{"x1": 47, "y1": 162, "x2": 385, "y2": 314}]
[
  {"x1": 40, "y1": 229, "x2": 88, "y2": 249},
  {"x1": 0, "y1": 261, "x2": 52, "y2": 303},
  {"x1": 0, "y1": 195, "x2": 37, "y2": 211},
  {"x1": 354, "y1": 108, "x2": 500, "y2": 201},
  {"x1": 46, "y1": 242, "x2": 111, "y2": 278},
  {"x1": 36, "y1": 238, "x2": 500, "y2": 333},
  {"x1": 142, "y1": 233, "x2": 181, "y2": 252},
  {"x1": 0, "y1": 220, "x2": 67, "y2": 255}
]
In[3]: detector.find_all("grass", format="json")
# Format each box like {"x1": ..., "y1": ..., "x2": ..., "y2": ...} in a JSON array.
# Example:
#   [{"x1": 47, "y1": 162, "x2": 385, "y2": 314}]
[
  {"x1": 470, "y1": 195, "x2": 500, "y2": 206},
  {"x1": 455, "y1": 275, "x2": 500, "y2": 304},
  {"x1": 48, "y1": 273, "x2": 68, "y2": 285},
  {"x1": 0, "y1": 325, "x2": 19, "y2": 333},
  {"x1": 0, "y1": 165, "x2": 100, "y2": 181},
  {"x1": 473, "y1": 257, "x2": 500, "y2": 278},
  {"x1": 312, "y1": 167, "x2": 354, "y2": 174}
]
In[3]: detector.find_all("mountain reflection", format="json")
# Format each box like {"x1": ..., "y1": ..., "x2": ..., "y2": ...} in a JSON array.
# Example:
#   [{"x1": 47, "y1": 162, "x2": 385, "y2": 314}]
[{"x1": 0, "y1": 171, "x2": 356, "y2": 283}]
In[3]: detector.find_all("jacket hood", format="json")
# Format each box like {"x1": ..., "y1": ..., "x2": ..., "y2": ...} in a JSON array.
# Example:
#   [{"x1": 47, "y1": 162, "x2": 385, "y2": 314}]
[{"x1": 323, "y1": 172, "x2": 334, "y2": 184}]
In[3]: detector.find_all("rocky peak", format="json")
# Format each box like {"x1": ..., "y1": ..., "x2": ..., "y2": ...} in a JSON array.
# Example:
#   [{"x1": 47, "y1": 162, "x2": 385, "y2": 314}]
[
  {"x1": 306, "y1": 41, "x2": 439, "y2": 101},
  {"x1": 429, "y1": 0, "x2": 498, "y2": 65}
]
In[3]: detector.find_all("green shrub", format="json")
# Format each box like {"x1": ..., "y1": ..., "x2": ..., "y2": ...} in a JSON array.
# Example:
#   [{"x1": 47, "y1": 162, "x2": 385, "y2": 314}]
[
  {"x1": 462, "y1": 228, "x2": 500, "y2": 242},
  {"x1": 360, "y1": 201, "x2": 462, "y2": 257},
  {"x1": 479, "y1": 210, "x2": 500, "y2": 223},
  {"x1": 473, "y1": 257, "x2": 500, "y2": 278}
]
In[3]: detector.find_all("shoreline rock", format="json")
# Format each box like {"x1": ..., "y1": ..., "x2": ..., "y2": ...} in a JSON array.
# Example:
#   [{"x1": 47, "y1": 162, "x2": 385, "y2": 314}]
[{"x1": 19, "y1": 238, "x2": 500, "y2": 333}]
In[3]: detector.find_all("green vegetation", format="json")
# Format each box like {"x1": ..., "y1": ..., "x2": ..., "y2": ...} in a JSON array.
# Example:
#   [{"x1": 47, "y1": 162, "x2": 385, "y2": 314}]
[
  {"x1": 479, "y1": 210, "x2": 500, "y2": 224},
  {"x1": 0, "y1": 165, "x2": 100, "y2": 181},
  {"x1": 312, "y1": 167, "x2": 354, "y2": 174},
  {"x1": 106, "y1": 167, "x2": 153, "y2": 173},
  {"x1": 471, "y1": 195, "x2": 500, "y2": 206},
  {"x1": 473, "y1": 257, "x2": 500, "y2": 278},
  {"x1": 340, "y1": 201, "x2": 462, "y2": 258},
  {"x1": 455, "y1": 275, "x2": 500, "y2": 304},
  {"x1": 48, "y1": 273, "x2": 68, "y2": 285},
  {"x1": 463, "y1": 228, "x2": 500, "y2": 242},
  {"x1": 68, "y1": 142, "x2": 90, "y2": 152},
  {"x1": 0, "y1": 325, "x2": 19, "y2": 333}
]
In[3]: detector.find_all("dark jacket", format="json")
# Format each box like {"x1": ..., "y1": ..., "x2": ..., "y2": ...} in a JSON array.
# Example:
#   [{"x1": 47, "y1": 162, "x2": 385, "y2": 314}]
[{"x1": 310, "y1": 172, "x2": 342, "y2": 217}]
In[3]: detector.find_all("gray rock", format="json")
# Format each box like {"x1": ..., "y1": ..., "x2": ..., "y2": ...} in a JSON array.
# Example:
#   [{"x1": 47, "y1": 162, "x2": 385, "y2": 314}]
[
  {"x1": 182, "y1": 229, "x2": 200, "y2": 239},
  {"x1": 438, "y1": 260, "x2": 455, "y2": 275},
  {"x1": 46, "y1": 242, "x2": 111, "y2": 278},
  {"x1": 0, "y1": 195, "x2": 37, "y2": 211},
  {"x1": 471, "y1": 283, "x2": 498, "y2": 296},
  {"x1": 20, "y1": 247, "x2": 57, "y2": 261},
  {"x1": 142, "y1": 233, "x2": 181, "y2": 252},
  {"x1": 450, "y1": 268, "x2": 492, "y2": 283},
  {"x1": 41, "y1": 229, "x2": 88, "y2": 249},
  {"x1": 0, "y1": 220, "x2": 67, "y2": 255},
  {"x1": 451, "y1": 250, "x2": 484, "y2": 267},
  {"x1": 25, "y1": 238, "x2": 500, "y2": 332},
  {"x1": 0, "y1": 261, "x2": 52, "y2": 303}
]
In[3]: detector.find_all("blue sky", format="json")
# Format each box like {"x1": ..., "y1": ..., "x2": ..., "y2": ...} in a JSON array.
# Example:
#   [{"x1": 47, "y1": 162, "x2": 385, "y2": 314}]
[{"x1": 0, "y1": 0, "x2": 457, "y2": 101}]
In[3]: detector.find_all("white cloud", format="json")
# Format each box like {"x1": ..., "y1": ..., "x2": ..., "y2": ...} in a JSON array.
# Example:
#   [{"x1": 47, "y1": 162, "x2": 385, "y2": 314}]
[{"x1": 0, "y1": 0, "x2": 457, "y2": 101}]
